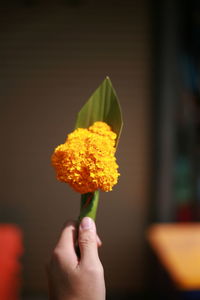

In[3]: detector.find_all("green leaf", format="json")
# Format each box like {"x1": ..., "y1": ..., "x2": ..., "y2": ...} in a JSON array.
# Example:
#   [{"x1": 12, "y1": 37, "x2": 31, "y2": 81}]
[
  {"x1": 78, "y1": 191, "x2": 99, "y2": 221},
  {"x1": 75, "y1": 77, "x2": 123, "y2": 221},
  {"x1": 75, "y1": 76, "x2": 123, "y2": 147}
]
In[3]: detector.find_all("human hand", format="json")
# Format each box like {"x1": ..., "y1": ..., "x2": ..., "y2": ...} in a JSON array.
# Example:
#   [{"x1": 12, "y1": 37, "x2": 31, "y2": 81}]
[{"x1": 46, "y1": 217, "x2": 105, "y2": 300}]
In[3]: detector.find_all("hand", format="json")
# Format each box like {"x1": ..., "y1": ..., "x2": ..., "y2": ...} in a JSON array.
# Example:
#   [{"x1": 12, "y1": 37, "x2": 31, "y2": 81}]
[{"x1": 46, "y1": 217, "x2": 105, "y2": 300}]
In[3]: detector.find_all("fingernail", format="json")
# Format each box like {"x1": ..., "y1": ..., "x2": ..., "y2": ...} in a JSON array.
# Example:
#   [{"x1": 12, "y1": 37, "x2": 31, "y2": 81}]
[{"x1": 80, "y1": 217, "x2": 94, "y2": 230}]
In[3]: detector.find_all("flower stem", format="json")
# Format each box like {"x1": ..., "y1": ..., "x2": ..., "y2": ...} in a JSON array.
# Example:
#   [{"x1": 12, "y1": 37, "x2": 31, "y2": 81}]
[{"x1": 78, "y1": 190, "x2": 99, "y2": 221}]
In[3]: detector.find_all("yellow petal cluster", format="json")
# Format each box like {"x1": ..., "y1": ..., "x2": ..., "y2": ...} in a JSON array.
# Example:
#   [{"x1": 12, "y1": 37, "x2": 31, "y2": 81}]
[{"x1": 51, "y1": 121, "x2": 120, "y2": 194}]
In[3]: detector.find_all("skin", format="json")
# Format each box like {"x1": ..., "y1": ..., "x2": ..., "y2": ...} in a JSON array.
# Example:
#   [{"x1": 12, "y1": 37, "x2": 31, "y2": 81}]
[{"x1": 46, "y1": 217, "x2": 106, "y2": 300}]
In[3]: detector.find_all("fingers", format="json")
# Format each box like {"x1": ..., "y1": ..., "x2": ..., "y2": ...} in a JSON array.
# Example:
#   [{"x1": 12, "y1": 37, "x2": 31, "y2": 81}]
[
  {"x1": 53, "y1": 221, "x2": 78, "y2": 269},
  {"x1": 51, "y1": 218, "x2": 102, "y2": 271},
  {"x1": 78, "y1": 217, "x2": 99, "y2": 266}
]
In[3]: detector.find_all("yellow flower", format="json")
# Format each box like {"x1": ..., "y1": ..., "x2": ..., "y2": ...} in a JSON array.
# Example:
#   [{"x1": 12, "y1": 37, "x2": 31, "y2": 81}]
[{"x1": 51, "y1": 121, "x2": 120, "y2": 194}]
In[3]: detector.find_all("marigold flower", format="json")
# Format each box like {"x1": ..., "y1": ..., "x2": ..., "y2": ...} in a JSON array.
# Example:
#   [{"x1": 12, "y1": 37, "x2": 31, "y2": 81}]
[{"x1": 51, "y1": 121, "x2": 120, "y2": 194}]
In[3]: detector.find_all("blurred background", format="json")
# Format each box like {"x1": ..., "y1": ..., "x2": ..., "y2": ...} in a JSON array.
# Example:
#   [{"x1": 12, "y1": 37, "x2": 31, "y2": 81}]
[{"x1": 0, "y1": 0, "x2": 200, "y2": 299}]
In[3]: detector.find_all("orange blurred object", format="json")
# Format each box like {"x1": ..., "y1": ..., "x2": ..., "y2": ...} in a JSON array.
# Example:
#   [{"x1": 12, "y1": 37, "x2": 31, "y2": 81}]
[
  {"x1": 0, "y1": 224, "x2": 23, "y2": 300},
  {"x1": 147, "y1": 223, "x2": 200, "y2": 290}
]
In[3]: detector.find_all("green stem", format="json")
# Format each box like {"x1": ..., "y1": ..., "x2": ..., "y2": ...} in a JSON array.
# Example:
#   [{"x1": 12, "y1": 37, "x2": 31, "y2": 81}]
[{"x1": 78, "y1": 190, "x2": 99, "y2": 221}]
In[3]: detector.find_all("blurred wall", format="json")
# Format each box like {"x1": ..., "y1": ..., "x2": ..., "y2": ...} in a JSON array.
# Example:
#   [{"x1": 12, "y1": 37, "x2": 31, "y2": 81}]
[{"x1": 0, "y1": 0, "x2": 152, "y2": 294}]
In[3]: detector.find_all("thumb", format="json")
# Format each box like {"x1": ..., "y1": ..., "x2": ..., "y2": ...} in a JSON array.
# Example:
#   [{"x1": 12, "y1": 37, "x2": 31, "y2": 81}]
[{"x1": 78, "y1": 217, "x2": 99, "y2": 265}]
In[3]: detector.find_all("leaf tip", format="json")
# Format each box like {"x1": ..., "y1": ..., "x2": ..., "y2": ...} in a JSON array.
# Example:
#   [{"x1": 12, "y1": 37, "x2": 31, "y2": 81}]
[{"x1": 105, "y1": 76, "x2": 112, "y2": 87}]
